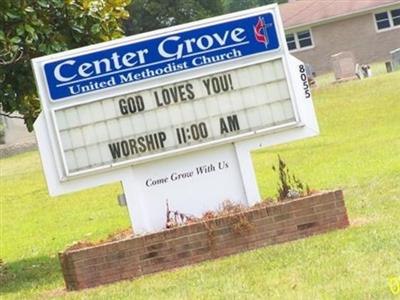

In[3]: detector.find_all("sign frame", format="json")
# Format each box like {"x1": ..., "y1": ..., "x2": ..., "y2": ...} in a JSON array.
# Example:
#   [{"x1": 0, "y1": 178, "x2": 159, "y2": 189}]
[
  {"x1": 32, "y1": 5, "x2": 299, "y2": 181},
  {"x1": 49, "y1": 58, "x2": 301, "y2": 179}
]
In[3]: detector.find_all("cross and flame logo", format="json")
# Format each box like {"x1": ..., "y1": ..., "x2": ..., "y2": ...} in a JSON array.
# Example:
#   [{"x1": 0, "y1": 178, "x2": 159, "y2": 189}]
[{"x1": 254, "y1": 17, "x2": 271, "y2": 47}]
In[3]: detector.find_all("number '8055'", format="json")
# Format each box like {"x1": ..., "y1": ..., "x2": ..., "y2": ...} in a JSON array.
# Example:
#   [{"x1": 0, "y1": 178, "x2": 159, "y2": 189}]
[{"x1": 299, "y1": 65, "x2": 311, "y2": 99}]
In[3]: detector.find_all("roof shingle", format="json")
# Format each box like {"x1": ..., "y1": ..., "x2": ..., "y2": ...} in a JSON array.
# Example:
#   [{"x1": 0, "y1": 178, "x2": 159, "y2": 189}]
[{"x1": 280, "y1": 0, "x2": 400, "y2": 29}]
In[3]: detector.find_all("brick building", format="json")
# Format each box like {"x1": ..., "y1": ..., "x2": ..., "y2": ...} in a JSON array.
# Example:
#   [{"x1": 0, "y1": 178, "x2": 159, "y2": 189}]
[{"x1": 280, "y1": 0, "x2": 400, "y2": 74}]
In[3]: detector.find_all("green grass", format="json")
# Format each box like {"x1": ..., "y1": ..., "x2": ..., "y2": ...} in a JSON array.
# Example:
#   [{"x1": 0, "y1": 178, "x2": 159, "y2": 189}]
[{"x1": 1, "y1": 71, "x2": 400, "y2": 299}]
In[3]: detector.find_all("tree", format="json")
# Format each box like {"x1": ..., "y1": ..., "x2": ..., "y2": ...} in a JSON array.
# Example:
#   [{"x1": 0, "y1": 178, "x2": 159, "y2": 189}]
[
  {"x1": 0, "y1": 0, "x2": 131, "y2": 131},
  {"x1": 124, "y1": 0, "x2": 224, "y2": 35}
]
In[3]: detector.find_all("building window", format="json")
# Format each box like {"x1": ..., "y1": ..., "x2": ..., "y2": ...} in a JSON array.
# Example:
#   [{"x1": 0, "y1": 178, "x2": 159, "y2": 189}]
[
  {"x1": 286, "y1": 34, "x2": 297, "y2": 50},
  {"x1": 285, "y1": 29, "x2": 313, "y2": 51},
  {"x1": 392, "y1": 8, "x2": 400, "y2": 26},
  {"x1": 375, "y1": 8, "x2": 400, "y2": 31}
]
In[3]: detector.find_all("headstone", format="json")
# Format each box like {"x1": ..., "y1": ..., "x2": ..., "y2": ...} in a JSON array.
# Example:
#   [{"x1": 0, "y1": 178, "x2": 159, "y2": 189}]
[
  {"x1": 305, "y1": 63, "x2": 316, "y2": 86},
  {"x1": 391, "y1": 48, "x2": 400, "y2": 71},
  {"x1": 305, "y1": 64, "x2": 314, "y2": 78},
  {"x1": 385, "y1": 61, "x2": 393, "y2": 73},
  {"x1": 356, "y1": 64, "x2": 372, "y2": 79},
  {"x1": 331, "y1": 51, "x2": 357, "y2": 81},
  {"x1": 355, "y1": 64, "x2": 361, "y2": 79},
  {"x1": 118, "y1": 194, "x2": 127, "y2": 206}
]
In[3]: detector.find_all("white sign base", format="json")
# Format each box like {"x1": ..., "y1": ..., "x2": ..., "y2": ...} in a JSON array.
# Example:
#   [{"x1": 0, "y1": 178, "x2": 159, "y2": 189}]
[{"x1": 122, "y1": 144, "x2": 247, "y2": 233}]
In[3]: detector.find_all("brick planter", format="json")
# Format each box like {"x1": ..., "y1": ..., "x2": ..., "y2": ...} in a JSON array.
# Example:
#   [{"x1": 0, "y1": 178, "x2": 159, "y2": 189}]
[{"x1": 59, "y1": 190, "x2": 349, "y2": 290}]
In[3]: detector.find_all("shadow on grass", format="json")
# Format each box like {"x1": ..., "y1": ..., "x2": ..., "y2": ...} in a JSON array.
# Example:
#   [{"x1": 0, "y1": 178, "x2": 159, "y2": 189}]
[{"x1": 0, "y1": 255, "x2": 63, "y2": 295}]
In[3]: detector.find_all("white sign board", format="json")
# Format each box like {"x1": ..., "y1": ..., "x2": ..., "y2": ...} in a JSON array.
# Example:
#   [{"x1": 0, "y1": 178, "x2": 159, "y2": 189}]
[{"x1": 32, "y1": 5, "x2": 319, "y2": 234}]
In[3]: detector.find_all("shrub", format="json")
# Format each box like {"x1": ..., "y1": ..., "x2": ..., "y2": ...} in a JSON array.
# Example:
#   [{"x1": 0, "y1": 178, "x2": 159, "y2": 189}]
[{"x1": 272, "y1": 155, "x2": 310, "y2": 201}]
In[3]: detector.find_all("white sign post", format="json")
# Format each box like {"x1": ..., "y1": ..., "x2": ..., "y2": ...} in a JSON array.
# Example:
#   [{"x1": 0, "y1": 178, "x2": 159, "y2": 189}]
[{"x1": 32, "y1": 5, "x2": 319, "y2": 234}]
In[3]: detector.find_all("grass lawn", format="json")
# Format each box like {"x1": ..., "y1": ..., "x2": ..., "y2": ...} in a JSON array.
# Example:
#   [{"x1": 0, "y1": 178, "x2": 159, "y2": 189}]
[{"x1": 1, "y1": 71, "x2": 400, "y2": 299}]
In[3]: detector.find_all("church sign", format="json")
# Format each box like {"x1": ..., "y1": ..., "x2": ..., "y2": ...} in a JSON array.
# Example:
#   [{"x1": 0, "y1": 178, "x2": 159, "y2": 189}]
[{"x1": 32, "y1": 5, "x2": 319, "y2": 233}]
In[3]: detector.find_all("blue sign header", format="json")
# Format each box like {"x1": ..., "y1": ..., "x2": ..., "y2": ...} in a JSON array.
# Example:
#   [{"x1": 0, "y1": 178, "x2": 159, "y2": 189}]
[{"x1": 44, "y1": 13, "x2": 280, "y2": 101}]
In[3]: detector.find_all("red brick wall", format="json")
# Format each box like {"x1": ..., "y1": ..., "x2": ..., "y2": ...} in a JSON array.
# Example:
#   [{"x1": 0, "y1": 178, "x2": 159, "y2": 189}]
[{"x1": 59, "y1": 190, "x2": 349, "y2": 290}]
